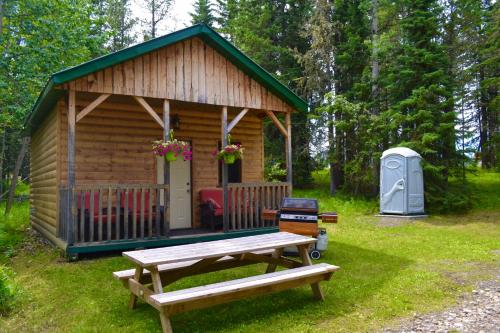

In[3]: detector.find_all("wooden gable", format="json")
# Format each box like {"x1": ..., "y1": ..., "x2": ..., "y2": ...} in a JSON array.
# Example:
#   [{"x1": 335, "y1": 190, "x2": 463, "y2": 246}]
[{"x1": 60, "y1": 37, "x2": 294, "y2": 113}]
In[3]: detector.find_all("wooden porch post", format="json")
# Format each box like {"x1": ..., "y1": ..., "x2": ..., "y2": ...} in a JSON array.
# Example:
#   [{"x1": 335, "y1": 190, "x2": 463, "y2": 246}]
[
  {"x1": 67, "y1": 89, "x2": 76, "y2": 244},
  {"x1": 285, "y1": 112, "x2": 293, "y2": 186},
  {"x1": 221, "y1": 106, "x2": 229, "y2": 232},
  {"x1": 163, "y1": 100, "x2": 170, "y2": 237}
]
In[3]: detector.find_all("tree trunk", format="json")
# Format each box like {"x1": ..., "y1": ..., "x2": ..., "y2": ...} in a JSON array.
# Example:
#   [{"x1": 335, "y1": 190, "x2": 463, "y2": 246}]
[
  {"x1": 151, "y1": 0, "x2": 156, "y2": 38},
  {"x1": 487, "y1": 84, "x2": 497, "y2": 168},
  {"x1": 479, "y1": 69, "x2": 490, "y2": 168},
  {"x1": 0, "y1": 128, "x2": 5, "y2": 195},
  {"x1": 328, "y1": 112, "x2": 336, "y2": 195},
  {"x1": 333, "y1": 106, "x2": 344, "y2": 189},
  {"x1": 370, "y1": 0, "x2": 379, "y2": 115},
  {"x1": 5, "y1": 137, "x2": 29, "y2": 215}
]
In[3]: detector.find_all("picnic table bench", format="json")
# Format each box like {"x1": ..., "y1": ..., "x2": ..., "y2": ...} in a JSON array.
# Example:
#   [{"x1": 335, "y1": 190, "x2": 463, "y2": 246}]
[{"x1": 113, "y1": 232, "x2": 339, "y2": 332}]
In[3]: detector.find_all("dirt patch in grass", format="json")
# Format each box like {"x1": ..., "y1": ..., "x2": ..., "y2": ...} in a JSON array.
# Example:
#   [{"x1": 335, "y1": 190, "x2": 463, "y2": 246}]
[
  {"x1": 383, "y1": 268, "x2": 499, "y2": 333},
  {"x1": 441, "y1": 261, "x2": 499, "y2": 286}
]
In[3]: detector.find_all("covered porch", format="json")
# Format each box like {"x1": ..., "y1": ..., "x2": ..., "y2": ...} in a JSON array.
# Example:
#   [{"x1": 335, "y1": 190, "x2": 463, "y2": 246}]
[{"x1": 59, "y1": 91, "x2": 293, "y2": 255}]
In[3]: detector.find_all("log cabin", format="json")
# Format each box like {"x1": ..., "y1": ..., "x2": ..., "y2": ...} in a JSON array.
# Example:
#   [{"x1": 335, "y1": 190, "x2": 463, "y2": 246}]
[{"x1": 25, "y1": 24, "x2": 307, "y2": 258}]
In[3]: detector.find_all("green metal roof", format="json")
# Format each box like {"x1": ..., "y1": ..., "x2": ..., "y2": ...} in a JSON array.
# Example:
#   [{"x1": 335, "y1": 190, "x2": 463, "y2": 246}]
[{"x1": 25, "y1": 23, "x2": 308, "y2": 132}]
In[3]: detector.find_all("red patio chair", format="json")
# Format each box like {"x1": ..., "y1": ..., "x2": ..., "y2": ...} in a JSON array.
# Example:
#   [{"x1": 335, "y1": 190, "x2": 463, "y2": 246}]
[
  {"x1": 120, "y1": 190, "x2": 157, "y2": 223},
  {"x1": 77, "y1": 192, "x2": 116, "y2": 224},
  {"x1": 199, "y1": 188, "x2": 251, "y2": 230}
]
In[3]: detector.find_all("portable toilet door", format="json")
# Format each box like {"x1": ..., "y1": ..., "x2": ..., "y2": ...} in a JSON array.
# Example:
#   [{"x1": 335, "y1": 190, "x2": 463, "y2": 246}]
[{"x1": 380, "y1": 147, "x2": 424, "y2": 215}]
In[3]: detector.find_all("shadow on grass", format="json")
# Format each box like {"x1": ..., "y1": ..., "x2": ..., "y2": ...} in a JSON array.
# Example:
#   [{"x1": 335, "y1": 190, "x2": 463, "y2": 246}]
[{"x1": 140, "y1": 241, "x2": 413, "y2": 333}]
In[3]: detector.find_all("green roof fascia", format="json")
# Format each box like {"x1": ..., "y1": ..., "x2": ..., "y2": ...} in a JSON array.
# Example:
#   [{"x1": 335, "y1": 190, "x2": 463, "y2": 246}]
[
  {"x1": 24, "y1": 79, "x2": 64, "y2": 134},
  {"x1": 25, "y1": 23, "x2": 308, "y2": 133}
]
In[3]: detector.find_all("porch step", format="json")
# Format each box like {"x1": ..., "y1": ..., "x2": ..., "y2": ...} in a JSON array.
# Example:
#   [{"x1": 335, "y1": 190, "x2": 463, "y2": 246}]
[{"x1": 113, "y1": 249, "x2": 275, "y2": 281}]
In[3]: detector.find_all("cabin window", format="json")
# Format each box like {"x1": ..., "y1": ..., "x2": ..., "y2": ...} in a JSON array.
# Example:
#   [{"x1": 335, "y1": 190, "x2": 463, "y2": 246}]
[{"x1": 218, "y1": 141, "x2": 242, "y2": 184}]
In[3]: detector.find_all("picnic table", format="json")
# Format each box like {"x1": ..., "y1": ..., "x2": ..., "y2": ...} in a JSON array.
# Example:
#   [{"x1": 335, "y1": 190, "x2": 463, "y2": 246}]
[{"x1": 113, "y1": 232, "x2": 339, "y2": 333}]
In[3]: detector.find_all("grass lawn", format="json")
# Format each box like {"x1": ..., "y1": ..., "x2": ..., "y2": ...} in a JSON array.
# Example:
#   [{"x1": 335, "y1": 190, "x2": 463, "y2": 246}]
[{"x1": 0, "y1": 172, "x2": 499, "y2": 332}]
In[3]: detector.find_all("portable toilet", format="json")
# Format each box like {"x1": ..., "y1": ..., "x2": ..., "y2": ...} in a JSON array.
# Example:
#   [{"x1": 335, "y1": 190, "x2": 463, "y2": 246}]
[{"x1": 380, "y1": 147, "x2": 424, "y2": 215}]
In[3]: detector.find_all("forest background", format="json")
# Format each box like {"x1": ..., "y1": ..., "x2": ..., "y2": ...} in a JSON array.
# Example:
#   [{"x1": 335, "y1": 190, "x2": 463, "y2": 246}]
[{"x1": 0, "y1": 0, "x2": 498, "y2": 213}]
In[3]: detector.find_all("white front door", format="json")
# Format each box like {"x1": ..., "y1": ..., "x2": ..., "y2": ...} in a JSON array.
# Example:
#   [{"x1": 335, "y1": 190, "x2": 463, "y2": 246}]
[{"x1": 157, "y1": 156, "x2": 192, "y2": 229}]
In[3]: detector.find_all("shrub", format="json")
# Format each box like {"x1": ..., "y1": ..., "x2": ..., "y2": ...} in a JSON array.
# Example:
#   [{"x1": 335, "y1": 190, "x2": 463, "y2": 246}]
[
  {"x1": 425, "y1": 178, "x2": 473, "y2": 213},
  {"x1": 264, "y1": 162, "x2": 287, "y2": 182},
  {"x1": 0, "y1": 265, "x2": 19, "y2": 315}
]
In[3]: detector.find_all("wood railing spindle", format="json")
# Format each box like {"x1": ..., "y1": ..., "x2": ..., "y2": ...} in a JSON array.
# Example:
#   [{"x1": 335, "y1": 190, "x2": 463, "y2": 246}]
[
  {"x1": 124, "y1": 188, "x2": 129, "y2": 240},
  {"x1": 148, "y1": 189, "x2": 153, "y2": 238},
  {"x1": 116, "y1": 189, "x2": 121, "y2": 240},
  {"x1": 98, "y1": 190, "x2": 103, "y2": 241},
  {"x1": 132, "y1": 188, "x2": 137, "y2": 239},
  {"x1": 140, "y1": 189, "x2": 145, "y2": 238},
  {"x1": 107, "y1": 187, "x2": 112, "y2": 241}
]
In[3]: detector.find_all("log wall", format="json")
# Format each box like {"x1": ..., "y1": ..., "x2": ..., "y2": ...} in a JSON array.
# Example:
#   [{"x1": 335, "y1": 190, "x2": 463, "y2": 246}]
[
  {"x1": 30, "y1": 104, "x2": 59, "y2": 237},
  {"x1": 59, "y1": 95, "x2": 264, "y2": 227},
  {"x1": 60, "y1": 37, "x2": 294, "y2": 113}
]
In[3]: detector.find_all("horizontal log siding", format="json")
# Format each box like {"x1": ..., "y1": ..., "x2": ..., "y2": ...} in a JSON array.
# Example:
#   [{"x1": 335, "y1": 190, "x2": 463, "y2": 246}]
[
  {"x1": 60, "y1": 37, "x2": 294, "y2": 113},
  {"x1": 30, "y1": 104, "x2": 58, "y2": 236},
  {"x1": 59, "y1": 96, "x2": 263, "y2": 227}
]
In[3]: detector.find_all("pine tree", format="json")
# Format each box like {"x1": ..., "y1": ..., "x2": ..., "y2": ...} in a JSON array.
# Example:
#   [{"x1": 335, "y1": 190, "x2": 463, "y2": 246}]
[
  {"x1": 190, "y1": 0, "x2": 216, "y2": 27},
  {"x1": 106, "y1": 0, "x2": 137, "y2": 51},
  {"x1": 476, "y1": 1, "x2": 499, "y2": 169},
  {"x1": 140, "y1": 0, "x2": 173, "y2": 39},
  {"x1": 302, "y1": 0, "x2": 373, "y2": 194},
  {"x1": 219, "y1": 0, "x2": 314, "y2": 186},
  {"x1": 300, "y1": 0, "x2": 337, "y2": 193},
  {"x1": 381, "y1": 0, "x2": 458, "y2": 209}
]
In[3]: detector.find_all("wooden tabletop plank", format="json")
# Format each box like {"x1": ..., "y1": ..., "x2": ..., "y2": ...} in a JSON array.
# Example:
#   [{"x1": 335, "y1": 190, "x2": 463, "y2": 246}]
[{"x1": 123, "y1": 232, "x2": 316, "y2": 267}]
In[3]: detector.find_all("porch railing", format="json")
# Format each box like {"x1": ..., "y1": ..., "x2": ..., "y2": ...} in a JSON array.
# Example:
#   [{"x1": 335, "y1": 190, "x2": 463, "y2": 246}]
[
  {"x1": 227, "y1": 182, "x2": 291, "y2": 230},
  {"x1": 60, "y1": 184, "x2": 169, "y2": 244}
]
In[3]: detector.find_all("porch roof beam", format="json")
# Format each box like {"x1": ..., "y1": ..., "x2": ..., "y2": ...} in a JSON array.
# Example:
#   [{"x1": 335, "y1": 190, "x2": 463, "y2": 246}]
[
  {"x1": 264, "y1": 109, "x2": 288, "y2": 138},
  {"x1": 76, "y1": 93, "x2": 111, "y2": 122},
  {"x1": 133, "y1": 96, "x2": 164, "y2": 128},
  {"x1": 227, "y1": 108, "x2": 249, "y2": 133}
]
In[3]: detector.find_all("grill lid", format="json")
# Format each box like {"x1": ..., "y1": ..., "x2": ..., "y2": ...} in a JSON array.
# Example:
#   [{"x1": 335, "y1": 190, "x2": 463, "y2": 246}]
[{"x1": 281, "y1": 197, "x2": 318, "y2": 211}]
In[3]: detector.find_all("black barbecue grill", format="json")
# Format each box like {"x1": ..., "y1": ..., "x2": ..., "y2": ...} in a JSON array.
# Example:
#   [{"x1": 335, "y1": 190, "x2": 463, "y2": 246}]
[
  {"x1": 278, "y1": 197, "x2": 328, "y2": 259},
  {"x1": 279, "y1": 198, "x2": 319, "y2": 223},
  {"x1": 279, "y1": 198, "x2": 319, "y2": 237}
]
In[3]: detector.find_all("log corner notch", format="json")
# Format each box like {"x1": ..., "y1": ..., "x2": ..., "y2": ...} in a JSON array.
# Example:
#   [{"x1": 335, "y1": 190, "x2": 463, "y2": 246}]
[{"x1": 264, "y1": 110, "x2": 293, "y2": 184}]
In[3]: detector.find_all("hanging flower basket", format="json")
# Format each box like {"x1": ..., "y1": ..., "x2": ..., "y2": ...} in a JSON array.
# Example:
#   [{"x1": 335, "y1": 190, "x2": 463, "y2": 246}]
[
  {"x1": 213, "y1": 135, "x2": 244, "y2": 165},
  {"x1": 152, "y1": 130, "x2": 192, "y2": 162},
  {"x1": 223, "y1": 154, "x2": 237, "y2": 165},
  {"x1": 164, "y1": 151, "x2": 178, "y2": 162}
]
